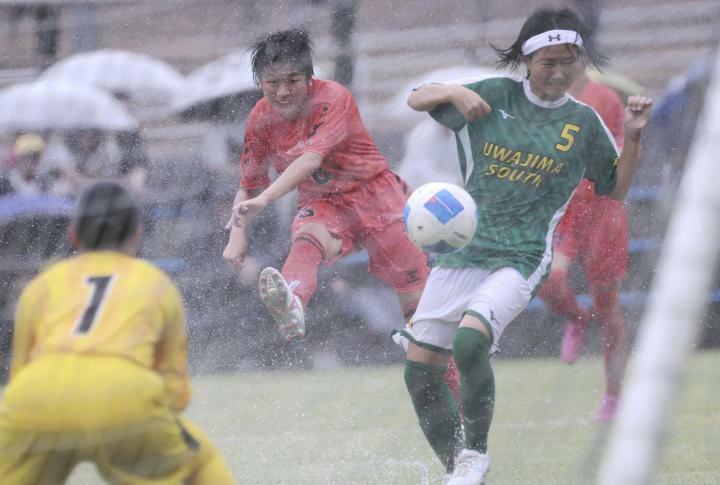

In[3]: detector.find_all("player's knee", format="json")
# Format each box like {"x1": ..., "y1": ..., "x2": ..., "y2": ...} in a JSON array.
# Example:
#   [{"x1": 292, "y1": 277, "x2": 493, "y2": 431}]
[
  {"x1": 189, "y1": 450, "x2": 234, "y2": 485},
  {"x1": 452, "y1": 327, "x2": 491, "y2": 373},
  {"x1": 591, "y1": 285, "x2": 621, "y2": 311},
  {"x1": 294, "y1": 224, "x2": 339, "y2": 260},
  {"x1": 180, "y1": 420, "x2": 233, "y2": 485},
  {"x1": 404, "y1": 360, "x2": 444, "y2": 398}
]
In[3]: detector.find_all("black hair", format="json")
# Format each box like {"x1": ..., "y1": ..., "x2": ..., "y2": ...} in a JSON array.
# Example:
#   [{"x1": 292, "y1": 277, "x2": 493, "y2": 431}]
[
  {"x1": 493, "y1": 7, "x2": 607, "y2": 71},
  {"x1": 250, "y1": 28, "x2": 314, "y2": 85},
  {"x1": 73, "y1": 181, "x2": 139, "y2": 250}
]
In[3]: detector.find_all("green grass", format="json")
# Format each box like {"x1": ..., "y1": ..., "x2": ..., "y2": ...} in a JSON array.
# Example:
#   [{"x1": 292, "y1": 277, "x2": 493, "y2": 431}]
[{"x1": 67, "y1": 351, "x2": 720, "y2": 484}]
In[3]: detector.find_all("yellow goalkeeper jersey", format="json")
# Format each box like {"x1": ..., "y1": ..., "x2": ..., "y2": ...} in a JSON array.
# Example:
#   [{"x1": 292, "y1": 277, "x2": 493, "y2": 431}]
[{"x1": 5, "y1": 250, "x2": 191, "y2": 427}]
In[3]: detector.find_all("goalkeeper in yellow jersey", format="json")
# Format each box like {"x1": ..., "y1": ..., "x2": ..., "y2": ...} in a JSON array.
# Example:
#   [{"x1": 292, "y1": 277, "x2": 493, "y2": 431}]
[{"x1": 0, "y1": 181, "x2": 234, "y2": 484}]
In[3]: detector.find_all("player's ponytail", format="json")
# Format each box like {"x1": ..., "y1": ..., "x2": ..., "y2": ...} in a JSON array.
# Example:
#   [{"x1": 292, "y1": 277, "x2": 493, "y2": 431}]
[{"x1": 73, "y1": 181, "x2": 139, "y2": 250}]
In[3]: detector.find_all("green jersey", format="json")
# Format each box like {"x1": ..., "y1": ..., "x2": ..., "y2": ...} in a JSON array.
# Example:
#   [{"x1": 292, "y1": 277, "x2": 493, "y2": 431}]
[{"x1": 431, "y1": 75, "x2": 619, "y2": 279}]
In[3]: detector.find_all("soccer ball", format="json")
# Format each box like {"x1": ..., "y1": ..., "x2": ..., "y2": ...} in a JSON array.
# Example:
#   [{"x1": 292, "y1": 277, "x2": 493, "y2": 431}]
[{"x1": 403, "y1": 182, "x2": 478, "y2": 254}]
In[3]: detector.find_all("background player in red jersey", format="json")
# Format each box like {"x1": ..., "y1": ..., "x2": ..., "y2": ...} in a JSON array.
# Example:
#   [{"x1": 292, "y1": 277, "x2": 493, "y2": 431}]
[
  {"x1": 538, "y1": 67, "x2": 630, "y2": 421},
  {"x1": 223, "y1": 29, "x2": 429, "y2": 340}
]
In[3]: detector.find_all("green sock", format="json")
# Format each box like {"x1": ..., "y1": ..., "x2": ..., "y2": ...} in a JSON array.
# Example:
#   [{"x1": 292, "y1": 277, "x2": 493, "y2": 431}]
[
  {"x1": 404, "y1": 360, "x2": 462, "y2": 472},
  {"x1": 453, "y1": 327, "x2": 494, "y2": 454}
]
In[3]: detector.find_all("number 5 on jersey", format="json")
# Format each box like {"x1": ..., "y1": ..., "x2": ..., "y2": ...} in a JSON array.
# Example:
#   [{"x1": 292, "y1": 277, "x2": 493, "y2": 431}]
[
  {"x1": 73, "y1": 275, "x2": 115, "y2": 336},
  {"x1": 555, "y1": 123, "x2": 581, "y2": 152}
]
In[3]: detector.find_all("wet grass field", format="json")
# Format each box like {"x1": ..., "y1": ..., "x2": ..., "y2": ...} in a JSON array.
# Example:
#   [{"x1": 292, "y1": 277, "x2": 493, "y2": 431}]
[{"x1": 68, "y1": 351, "x2": 720, "y2": 484}]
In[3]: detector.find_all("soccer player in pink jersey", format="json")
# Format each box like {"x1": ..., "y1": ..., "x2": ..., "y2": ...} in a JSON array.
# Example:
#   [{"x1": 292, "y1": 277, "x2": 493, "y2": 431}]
[
  {"x1": 223, "y1": 29, "x2": 429, "y2": 340},
  {"x1": 538, "y1": 68, "x2": 630, "y2": 421}
]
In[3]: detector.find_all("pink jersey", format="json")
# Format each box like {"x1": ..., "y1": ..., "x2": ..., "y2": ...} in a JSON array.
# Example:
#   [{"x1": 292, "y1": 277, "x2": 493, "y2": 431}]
[
  {"x1": 572, "y1": 79, "x2": 625, "y2": 200},
  {"x1": 239, "y1": 79, "x2": 389, "y2": 197},
  {"x1": 554, "y1": 78, "x2": 628, "y2": 284}
]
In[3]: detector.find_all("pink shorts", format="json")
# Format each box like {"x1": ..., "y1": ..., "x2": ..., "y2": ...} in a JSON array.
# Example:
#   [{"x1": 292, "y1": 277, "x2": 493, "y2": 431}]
[
  {"x1": 554, "y1": 188, "x2": 628, "y2": 285},
  {"x1": 292, "y1": 171, "x2": 429, "y2": 293}
]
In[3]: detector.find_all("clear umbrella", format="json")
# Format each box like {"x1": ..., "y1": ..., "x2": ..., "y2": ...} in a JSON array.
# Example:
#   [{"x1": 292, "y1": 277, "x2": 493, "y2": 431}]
[
  {"x1": 39, "y1": 49, "x2": 186, "y2": 102},
  {"x1": 0, "y1": 81, "x2": 138, "y2": 132},
  {"x1": 395, "y1": 119, "x2": 464, "y2": 189},
  {"x1": 171, "y1": 50, "x2": 259, "y2": 122},
  {"x1": 386, "y1": 65, "x2": 498, "y2": 125}
]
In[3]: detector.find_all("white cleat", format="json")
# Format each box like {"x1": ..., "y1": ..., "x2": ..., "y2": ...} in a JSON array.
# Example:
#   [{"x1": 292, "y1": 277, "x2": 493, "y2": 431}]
[
  {"x1": 447, "y1": 449, "x2": 490, "y2": 485},
  {"x1": 259, "y1": 267, "x2": 305, "y2": 340}
]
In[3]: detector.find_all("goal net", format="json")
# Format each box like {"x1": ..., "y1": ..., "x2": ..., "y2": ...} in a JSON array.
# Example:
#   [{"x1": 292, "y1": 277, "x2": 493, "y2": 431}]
[{"x1": 599, "y1": 48, "x2": 720, "y2": 485}]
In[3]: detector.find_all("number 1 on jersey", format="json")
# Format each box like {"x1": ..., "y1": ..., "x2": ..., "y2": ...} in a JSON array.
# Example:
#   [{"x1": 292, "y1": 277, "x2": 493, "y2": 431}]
[{"x1": 73, "y1": 275, "x2": 115, "y2": 335}]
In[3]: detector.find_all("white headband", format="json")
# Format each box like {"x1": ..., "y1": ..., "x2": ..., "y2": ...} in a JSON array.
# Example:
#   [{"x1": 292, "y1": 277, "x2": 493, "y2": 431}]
[{"x1": 521, "y1": 29, "x2": 584, "y2": 56}]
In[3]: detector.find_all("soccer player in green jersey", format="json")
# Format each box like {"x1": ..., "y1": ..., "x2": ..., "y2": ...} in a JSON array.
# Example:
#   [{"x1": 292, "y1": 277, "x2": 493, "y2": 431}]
[{"x1": 399, "y1": 8, "x2": 652, "y2": 484}]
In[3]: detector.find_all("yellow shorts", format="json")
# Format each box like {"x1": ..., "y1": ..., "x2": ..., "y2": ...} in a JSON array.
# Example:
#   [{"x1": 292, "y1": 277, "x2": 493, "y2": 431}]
[
  {"x1": 0, "y1": 354, "x2": 169, "y2": 430},
  {"x1": 0, "y1": 355, "x2": 233, "y2": 484},
  {"x1": 0, "y1": 417, "x2": 196, "y2": 484}
]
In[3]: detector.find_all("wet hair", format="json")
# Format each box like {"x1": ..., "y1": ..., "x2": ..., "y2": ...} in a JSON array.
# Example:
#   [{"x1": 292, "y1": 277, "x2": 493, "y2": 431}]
[
  {"x1": 493, "y1": 7, "x2": 607, "y2": 71},
  {"x1": 73, "y1": 181, "x2": 139, "y2": 250},
  {"x1": 250, "y1": 28, "x2": 315, "y2": 85}
]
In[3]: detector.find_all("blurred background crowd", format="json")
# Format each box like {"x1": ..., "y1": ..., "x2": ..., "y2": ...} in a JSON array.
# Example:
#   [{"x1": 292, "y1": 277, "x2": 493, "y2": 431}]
[{"x1": 0, "y1": 0, "x2": 717, "y2": 379}]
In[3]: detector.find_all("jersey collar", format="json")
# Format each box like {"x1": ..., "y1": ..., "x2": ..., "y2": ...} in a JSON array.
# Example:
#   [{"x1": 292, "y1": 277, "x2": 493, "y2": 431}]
[{"x1": 522, "y1": 78, "x2": 570, "y2": 109}]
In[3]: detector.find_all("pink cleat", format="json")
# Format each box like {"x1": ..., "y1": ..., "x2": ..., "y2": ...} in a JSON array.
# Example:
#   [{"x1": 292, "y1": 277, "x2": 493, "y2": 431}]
[
  {"x1": 596, "y1": 394, "x2": 619, "y2": 422},
  {"x1": 560, "y1": 322, "x2": 585, "y2": 364}
]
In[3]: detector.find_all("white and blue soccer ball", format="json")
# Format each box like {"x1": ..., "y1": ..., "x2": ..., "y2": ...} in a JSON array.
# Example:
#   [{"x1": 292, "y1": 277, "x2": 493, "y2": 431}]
[{"x1": 403, "y1": 182, "x2": 478, "y2": 254}]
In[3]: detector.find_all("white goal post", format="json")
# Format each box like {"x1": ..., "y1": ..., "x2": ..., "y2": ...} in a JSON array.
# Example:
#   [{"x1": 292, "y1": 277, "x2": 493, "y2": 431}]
[{"x1": 599, "y1": 49, "x2": 720, "y2": 484}]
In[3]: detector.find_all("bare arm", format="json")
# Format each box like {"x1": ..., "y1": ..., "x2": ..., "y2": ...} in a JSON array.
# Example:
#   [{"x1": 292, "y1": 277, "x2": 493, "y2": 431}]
[
  {"x1": 607, "y1": 95, "x2": 654, "y2": 201},
  {"x1": 223, "y1": 187, "x2": 259, "y2": 267},
  {"x1": 233, "y1": 151, "x2": 324, "y2": 218},
  {"x1": 224, "y1": 152, "x2": 323, "y2": 266},
  {"x1": 407, "y1": 83, "x2": 492, "y2": 122}
]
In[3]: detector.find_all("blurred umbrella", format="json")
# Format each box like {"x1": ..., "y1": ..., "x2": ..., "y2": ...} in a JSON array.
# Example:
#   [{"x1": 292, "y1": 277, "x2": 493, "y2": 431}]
[
  {"x1": 171, "y1": 51, "x2": 260, "y2": 122},
  {"x1": 0, "y1": 81, "x2": 138, "y2": 132},
  {"x1": 387, "y1": 65, "x2": 498, "y2": 125},
  {"x1": 39, "y1": 49, "x2": 186, "y2": 102},
  {"x1": 586, "y1": 68, "x2": 645, "y2": 99},
  {"x1": 396, "y1": 118, "x2": 464, "y2": 189}
]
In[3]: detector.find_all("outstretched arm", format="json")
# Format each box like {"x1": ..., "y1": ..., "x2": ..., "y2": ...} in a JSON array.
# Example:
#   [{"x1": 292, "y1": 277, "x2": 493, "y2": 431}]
[
  {"x1": 223, "y1": 187, "x2": 259, "y2": 268},
  {"x1": 607, "y1": 95, "x2": 654, "y2": 201},
  {"x1": 233, "y1": 151, "x2": 324, "y2": 218},
  {"x1": 408, "y1": 83, "x2": 492, "y2": 122}
]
